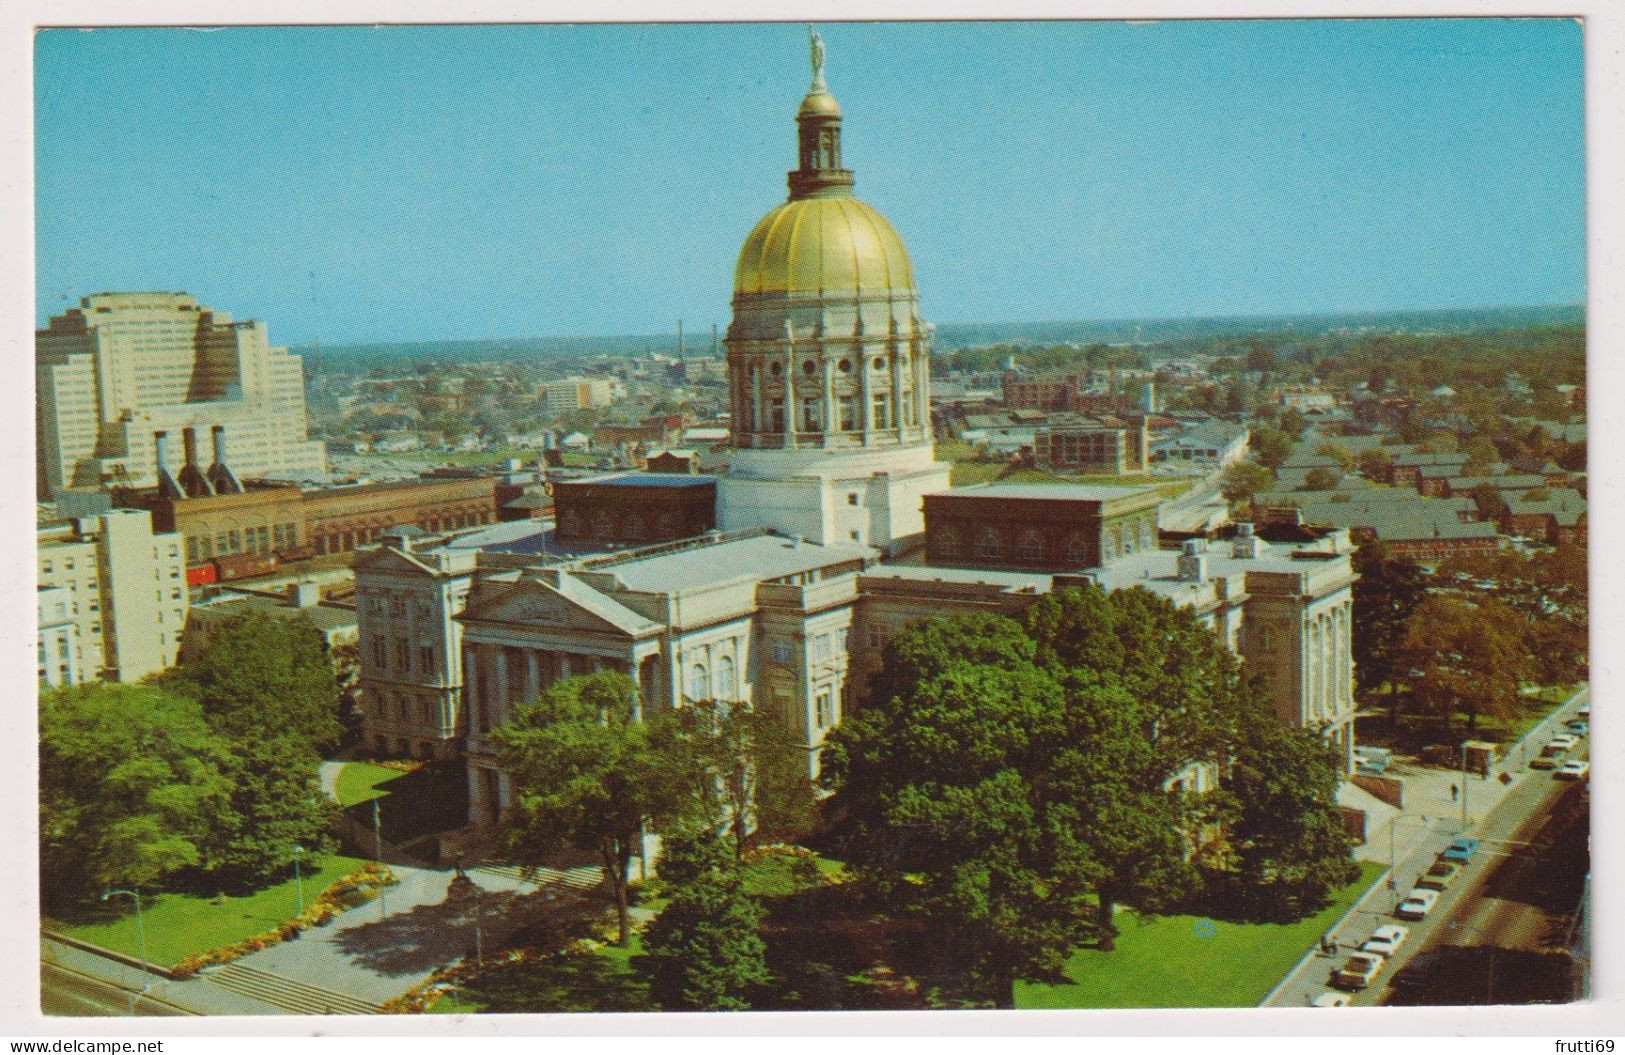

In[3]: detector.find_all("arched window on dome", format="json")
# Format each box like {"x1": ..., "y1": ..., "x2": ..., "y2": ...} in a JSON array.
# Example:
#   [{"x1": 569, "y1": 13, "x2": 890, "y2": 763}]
[
  {"x1": 801, "y1": 397, "x2": 822, "y2": 433},
  {"x1": 872, "y1": 393, "x2": 890, "y2": 429},
  {"x1": 769, "y1": 398, "x2": 785, "y2": 433},
  {"x1": 838, "y1": 395, "x2": 856, "y2": 431}
]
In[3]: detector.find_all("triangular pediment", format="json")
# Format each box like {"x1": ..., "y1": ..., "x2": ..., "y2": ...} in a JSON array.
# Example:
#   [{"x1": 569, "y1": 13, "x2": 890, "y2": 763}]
[
  {"x1": 457, "y1": 577, "x2": 657, "y2": 638},
  {"x1": 352, "y1": 545, "x2": 440, "y2": 576}
]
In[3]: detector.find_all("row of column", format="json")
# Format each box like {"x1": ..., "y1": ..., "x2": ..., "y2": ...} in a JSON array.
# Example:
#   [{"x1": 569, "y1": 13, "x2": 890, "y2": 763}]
[
  {"x1": 462, "y1": 641, "x2": 630, "y2": 738},
  {"x1": 1305, "y1": 602, "x2": 1353, "y2": 726},
  {"x1": 732, "y1": 341, "x2": 928, "y2": 445}
]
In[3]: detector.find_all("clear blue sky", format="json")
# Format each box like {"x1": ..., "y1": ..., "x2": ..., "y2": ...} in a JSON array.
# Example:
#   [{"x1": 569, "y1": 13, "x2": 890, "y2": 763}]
[{"x1": 35, "y1": 19, "x2": 1584, "y2": 344}]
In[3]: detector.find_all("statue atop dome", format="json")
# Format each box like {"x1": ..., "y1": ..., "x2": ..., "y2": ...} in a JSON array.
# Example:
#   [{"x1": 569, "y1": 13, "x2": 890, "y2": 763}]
[{"x1": 809, "y1": 26, "x2": 827, "y2": 89}]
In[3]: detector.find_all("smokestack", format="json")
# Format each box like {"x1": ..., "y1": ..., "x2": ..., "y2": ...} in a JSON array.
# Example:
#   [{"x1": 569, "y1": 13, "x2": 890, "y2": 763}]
[
  {"x1": 206, "y1": 425, "x2": 244, "y2": 494},
  {"x1": 711, "y1": 323, "x2": 719, "y2": 357},
  {"x1": 176, "y1": 427, "x2": 215, "y2": 497},
  {"x1": 153, "y1": 431, "x2": 184, "y2": 500},
  {"x1": 676, "y1": 320, "x2": 685, "y2": 361}
]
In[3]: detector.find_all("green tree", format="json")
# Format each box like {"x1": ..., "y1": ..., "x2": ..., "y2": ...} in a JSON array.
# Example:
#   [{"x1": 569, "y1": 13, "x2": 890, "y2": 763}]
[
  {"x1": 1250, "y1": 427, "x2": 1293, "y2": 470},
  {"x1": 491, "y1": 671, "x2": 689, "y2": 944},
  {"x1": 203, "y1": 739, "x2": 334, "y2": 889},
  {"x1": 663, "y1": 699, "x2": 816, "y2": 858},
  {"x1": 1313, "y1": 443, "x2": 1354, "y2": 472},
  {"x1": 1278, "y1": 408, "x2": 1307, "y2": 440},
  {"x1": 1396, "y1": 597, "x2": 1530, "y2": 735},
  {"x1": 1219, "y1": 461, "x2": 1275, "y2": 505},
  {"x1": 1223, "y1": 713, "x2": 1358, "y2": 921},
  {"x1": 166, "y1": 613, "x2": 341, "y2": 887},
  {"x1": 1350, "y1": 542, "x2": 1428, "y2": 699},
  {"x1": 1467, "y1": 482, "x2": 1510, "y2": 531},
  {"x1": 170, "y1": 613, "x2": 342, "y2": 750},
  {"x1": 636, "y1": 820, "x2": 770, "y2": 1011},
  {"x1": 39, "y1": 684, "x2": 232, "y2": 911},
  {"x1": 1462, "y1": 435, "x2": 1499, "y2": 476},
  {"x1": 1355, "y1": 447, "x2": 1394, "y2": 480},
  {"x1": 821, "y1": 620, "x2": 1090, "y2": 1008},
  {"x1": 1302, "y1": 467, "x2": 1340, "y2": 491}
]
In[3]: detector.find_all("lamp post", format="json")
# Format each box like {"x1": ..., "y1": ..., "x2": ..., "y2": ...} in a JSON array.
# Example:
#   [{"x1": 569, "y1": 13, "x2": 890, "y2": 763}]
[
  {"x1": 101, "y1": 888, "x2": 150, "y2": 1009},
  {"x1": 292, "y1": 845, "x2": 306, "y2": 917},
  {"x1": 1459, "y1": 739, "x2": 1471, "y2": 830}
]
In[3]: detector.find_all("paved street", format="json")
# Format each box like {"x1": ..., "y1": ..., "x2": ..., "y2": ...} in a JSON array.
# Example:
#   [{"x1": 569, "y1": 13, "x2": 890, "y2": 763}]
[{"x1": 1264, "y1": 686, "x2": 1588, "y2": 1008}]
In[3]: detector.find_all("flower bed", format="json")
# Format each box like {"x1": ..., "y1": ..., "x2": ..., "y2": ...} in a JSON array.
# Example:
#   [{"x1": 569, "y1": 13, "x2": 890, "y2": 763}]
[
  {"x1": 381, "y1": 916, "x2": 623, "y2": 1013},
  {"x1": 172, "y1": 862, "x2": 397, "y2": 977}
]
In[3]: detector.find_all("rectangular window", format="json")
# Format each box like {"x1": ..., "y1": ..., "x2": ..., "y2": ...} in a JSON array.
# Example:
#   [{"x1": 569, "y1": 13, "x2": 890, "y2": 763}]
[
  {"x1": 395, "y1": 638, "x2": 410, "y2": 670},
  {"x1": 812, "y1": 634, "x2": 832, "y2": 662},
  {"x1": 872, "y1": 393, "x2": 889, "y2": 429},
  {"x1": 420, "y1": 645, "x2": 436, "y2": 676},
  {"x1": 815, "y1": 689, "x2": 834, "y2": 729},
  {"x1": 372, "y1": 638, "x2": 387, "y2": 668},
  {"x1": 770, "y1": 639, "x2": 792, "y2": 664}
]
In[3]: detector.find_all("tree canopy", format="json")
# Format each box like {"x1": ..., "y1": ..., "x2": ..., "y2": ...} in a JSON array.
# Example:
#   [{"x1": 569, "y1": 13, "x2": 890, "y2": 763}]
[
  {"x1": 40, "y1": 684, "x2": 233, "y2": 910},
  {"x1": 491, "y1": 671, "x2": 689, "y2": 944},
  {"x1": 822, "y1": 587, "x2": 1355, "y2": 1006}
]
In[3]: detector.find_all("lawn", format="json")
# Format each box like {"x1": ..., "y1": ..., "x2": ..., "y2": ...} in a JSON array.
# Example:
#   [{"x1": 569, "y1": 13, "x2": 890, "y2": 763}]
[
  {"x1": 334, "y1": 761, "x2": 409, "y2": 807},
  {"x1": 56, "y1": 853, "x2": 373, "y2": 968},
  {"x1": 1015, "y1": 861, "x2": 1387, "y2": 1009}
]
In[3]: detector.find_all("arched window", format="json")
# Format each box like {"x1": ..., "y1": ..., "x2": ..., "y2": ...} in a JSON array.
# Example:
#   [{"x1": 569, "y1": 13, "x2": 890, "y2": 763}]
[
  {"x1": 715, "y1": 655, "x2": 736, "y2": 701},
  {"x1": 686, "y1": 662, "x2": 709, "y2": 702},
  {"x1": 1065, "y1": 530, "x2": 1091, "y2": 564},
  {"x1": 937, "y1": 527, "x2": 964, "y2": 559},
  {"x1": 977, "y1": 526, "x2": 1003, "y2": 559},
  {"x1": 1019, "y1": 529, "x2": 1044, "y2": 562}
]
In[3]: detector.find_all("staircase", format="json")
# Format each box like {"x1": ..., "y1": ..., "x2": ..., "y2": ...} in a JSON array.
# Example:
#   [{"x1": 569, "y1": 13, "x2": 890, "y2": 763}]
[
  {"x1": 203, "y1": 962, "x2": 381, "y2": 1016},
  {"x1": 472, "y1": 862, "x2": 603, "y2": 894}
]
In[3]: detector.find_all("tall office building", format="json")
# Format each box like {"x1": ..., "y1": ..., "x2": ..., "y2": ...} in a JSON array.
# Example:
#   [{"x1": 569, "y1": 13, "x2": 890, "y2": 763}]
[
  {"x1": 37, "y1": 508, "x2": 189, "y2": 684},
  {"x1": 718, "y1": 34, "x2": 950, "y2": 546},
  {"x1": 36, "y1": 292, "x2": 326, "y2": 500}
]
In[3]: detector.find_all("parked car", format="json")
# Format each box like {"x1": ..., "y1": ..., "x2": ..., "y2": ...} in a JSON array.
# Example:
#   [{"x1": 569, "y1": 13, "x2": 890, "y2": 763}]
[
  {"x1": 1565, "y1": 719, "x2": 1588, "y2": 736},
  {"x1": 1416, "y1": 861, "x2": 1462, "y2": 891},
  {"x1": 1360, "y1": 924, "x2": 1410, "y2": 959},
  {"x1": 1556, "y1": 759, "x2": 1590, "y2": 781},
  {"x1": 1395, "y1": 888, "x2": 1440, "y2": 921},
  {"x1": 1311, "y1": 991, "x2": 1352, "y2": 1007},
  {"x1": 1332, "y1": 952, "x2": 1384, "y2": 991},
  {"x1": 1548, "y1": 734, "x2": 1579, "y2": 752},
  {"x1": 1440, "y1": 837, "x2": 1480, "y2": 864},
  {"x1": 1531, "y1": 751, "x2": 1563, "y2": 770}
]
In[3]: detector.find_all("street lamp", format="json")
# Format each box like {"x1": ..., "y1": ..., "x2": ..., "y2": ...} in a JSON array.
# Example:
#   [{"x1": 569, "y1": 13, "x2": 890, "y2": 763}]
[
  {"x1": 101, "y1": 888, "x2": 150, "y2": 1008},
  {"x1": 291, "y1": 845, "x2": 306, "y2": 917}
]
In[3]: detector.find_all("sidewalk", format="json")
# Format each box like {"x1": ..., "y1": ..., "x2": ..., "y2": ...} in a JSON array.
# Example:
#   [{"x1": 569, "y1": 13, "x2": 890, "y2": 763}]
[
  {"x1": 42, "y1": 938, "x2": 286, "y2": 1016},
  {"x1": 1262, "y1": 684, "x2": 1588, "y2": 1007}
]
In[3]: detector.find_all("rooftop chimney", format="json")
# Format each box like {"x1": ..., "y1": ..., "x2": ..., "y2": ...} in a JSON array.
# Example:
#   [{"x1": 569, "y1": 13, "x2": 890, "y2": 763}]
[
  {"x1": 1178, "y1": 538, "x2": 1208, "y2": 582},
  {"x1": 177, "y1": 427, "x2": 216, "y2": 498},
  {"x1": 286, "y1": 580, "x2": 321, "y2": 608},
  {"x1": 1232, "y1": 521, "x2": 1262, "y2": 559},
  {"x1": 152, "y1": 431, "x2": 184, "y2": 500},
  {"x1": 206, "y1": 425, "x2": 244, "y2": 494}
]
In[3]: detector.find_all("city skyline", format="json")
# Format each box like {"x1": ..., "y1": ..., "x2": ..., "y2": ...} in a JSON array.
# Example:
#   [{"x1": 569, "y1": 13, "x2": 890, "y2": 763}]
[{"x1": 35, "y1": 19, "x2": 1583, "y2": 345}]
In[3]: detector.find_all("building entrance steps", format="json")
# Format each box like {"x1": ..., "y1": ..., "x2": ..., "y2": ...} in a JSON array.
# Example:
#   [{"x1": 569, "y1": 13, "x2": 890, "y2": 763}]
[{"x1": 204, "y1": 962, "x2": 380, "y2": 1016}]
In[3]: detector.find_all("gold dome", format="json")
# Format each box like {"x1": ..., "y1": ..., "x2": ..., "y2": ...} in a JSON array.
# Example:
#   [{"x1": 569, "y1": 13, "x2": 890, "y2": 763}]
[
  {"x1": 733, "y1": 196, "x2": 915, "y2": 297},
  {"x1": 798, "y1": 88, "x2": 841, "y2": 118}
]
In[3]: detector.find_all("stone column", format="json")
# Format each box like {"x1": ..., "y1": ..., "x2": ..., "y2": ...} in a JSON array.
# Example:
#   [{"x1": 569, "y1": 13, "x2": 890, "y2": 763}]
[
  {"x1": 783, "y1": 335, "x2": 797, "y2": 450},
  {"x1": 822, "y1": 357, "x2": 836, "y2": 444},
  {"x1": 859, "y1": 342, "x2": 872, "y2": 441},
  {"x1": 495, "y1": 648, "x2": 509, "y2": 726},
  {"x1": 559, "y1": 652, "x2": 572, "y2": 680},
  {"x1": 751, "y1": 364, "x2": 764, "y2": 444},
  {"x1": 889, "y1": 346, "x2": 904, "y2": 437},
  {"x1": 527, "y1": 650, "x2": 540, "y2": 705}
]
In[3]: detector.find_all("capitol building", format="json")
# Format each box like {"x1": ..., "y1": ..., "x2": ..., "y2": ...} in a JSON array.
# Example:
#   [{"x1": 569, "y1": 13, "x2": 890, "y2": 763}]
[
  {"x1": 351, "y1": 36, "x2": 1358, "y2": 836},
  {"x1": 717, "y1": 38, "x2": 950, "y2": 546}
]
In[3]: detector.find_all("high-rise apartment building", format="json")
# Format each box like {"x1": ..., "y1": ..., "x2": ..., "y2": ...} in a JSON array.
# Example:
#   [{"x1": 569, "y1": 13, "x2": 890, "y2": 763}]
[
  {"x1": 36, "y1": 292, "x2": 326, "y2": 500},
  {"x1": 36, "y1": 508, "x2": 189, "y2": 684}
]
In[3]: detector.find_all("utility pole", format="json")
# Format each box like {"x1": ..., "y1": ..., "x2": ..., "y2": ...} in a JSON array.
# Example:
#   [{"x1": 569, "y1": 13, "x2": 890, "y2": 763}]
[{"x1": 101, "y1": 888, "x2": 150, "y2": 1010}]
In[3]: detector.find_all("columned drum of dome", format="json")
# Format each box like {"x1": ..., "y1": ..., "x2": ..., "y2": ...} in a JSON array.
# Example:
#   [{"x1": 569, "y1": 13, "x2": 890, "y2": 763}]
[{"x1": 719, "y1": 33, "x2": 950, "y2": 547}]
